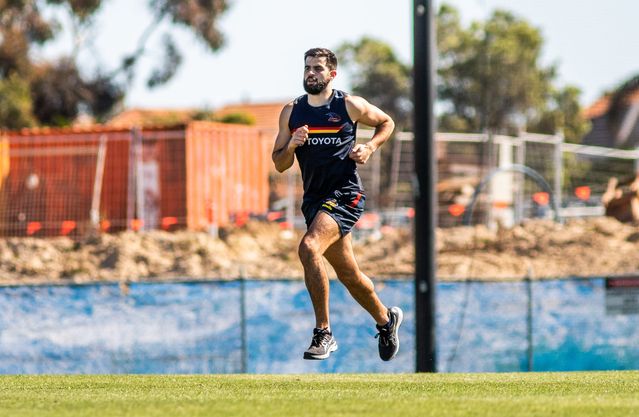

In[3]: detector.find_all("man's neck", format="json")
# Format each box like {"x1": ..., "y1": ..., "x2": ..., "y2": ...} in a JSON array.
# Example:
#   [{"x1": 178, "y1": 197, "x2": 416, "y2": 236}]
[{"x1": 307, "y1": 88, "x2": 334, "y2": 107}]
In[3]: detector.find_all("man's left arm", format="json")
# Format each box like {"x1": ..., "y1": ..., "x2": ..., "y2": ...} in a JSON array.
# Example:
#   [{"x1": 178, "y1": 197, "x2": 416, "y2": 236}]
[{"x1": 346, "y1": 95, "x2": 395, "y2": 164}]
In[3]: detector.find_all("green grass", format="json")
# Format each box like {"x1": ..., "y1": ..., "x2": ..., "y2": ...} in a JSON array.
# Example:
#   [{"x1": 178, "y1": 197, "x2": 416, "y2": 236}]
[{"x1": 1, "y1": 372, "x2": 638, "y2": 417}]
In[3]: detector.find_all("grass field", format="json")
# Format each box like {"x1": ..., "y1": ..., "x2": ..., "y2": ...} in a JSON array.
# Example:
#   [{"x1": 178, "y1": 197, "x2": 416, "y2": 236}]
[{"x1": 1, "y1": 372, "x2": 638, "y2": 417}]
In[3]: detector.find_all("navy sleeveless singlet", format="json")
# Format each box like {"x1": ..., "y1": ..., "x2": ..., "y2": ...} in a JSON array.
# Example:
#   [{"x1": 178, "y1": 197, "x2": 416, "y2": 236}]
[{"x1": 288, "y1": 89, "x2": 364, "y2": 203}]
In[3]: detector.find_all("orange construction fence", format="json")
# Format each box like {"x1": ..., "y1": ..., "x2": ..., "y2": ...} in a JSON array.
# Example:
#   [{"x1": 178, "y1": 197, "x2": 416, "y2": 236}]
[{"x1": 1, "y1": 122, "x2": 273, "y2": 237}]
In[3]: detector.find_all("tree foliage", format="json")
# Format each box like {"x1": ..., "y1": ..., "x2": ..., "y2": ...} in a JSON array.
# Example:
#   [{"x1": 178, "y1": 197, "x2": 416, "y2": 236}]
[
  {"x1": 337, "y1": 37, "x2": 412, "y2": 131},
  {"x1": 437, "y1": 5, "x2": 551, "y2": 133},
  {"x1": 436, "y1": 4, "x2": 588, "y2": 141},
  {"x1": 0, "y1": 74, "x2": 37, "y2": 129},
  {"x1": 215, "y1": 112, "x2": 256, "y2": 126},
  {"x1": 0, "y1": 0, "x2": 229, "y2": 128},
  {"x1": 335, "y1": 5, "x2": 587, "y2": 143},
  {"x1": 150, "y1": 0, "x2": 228, "y2": 50},
  {"x1": 528, "y1": 86, "x2": 591, "y2": 143},
  {"x1": 336, "y1": 37, "x2": 412, "y2": 207}
]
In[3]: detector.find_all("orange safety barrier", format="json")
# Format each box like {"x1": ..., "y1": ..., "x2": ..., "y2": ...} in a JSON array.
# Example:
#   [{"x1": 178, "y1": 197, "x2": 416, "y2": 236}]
[
  {"x1": 278, "y1": 221, "x2": 292, "y2": 230},
  {"x1": 27, "y1": 222, "x2": 42, "y2": 236},
  {"x1": 532, "y1": 192, "x2": 550, "y2": 206},
  {"x1": 574, "y1": 186, "x2": 591, "y2": 201},
  {"x1": 60, "y1": 220, "x2": 76, "y2": 235},
  {"x1": 100, "y1": 220, "x2": 111, "y2": 232},
  {"x1": 266, "y1": 211, "x2": 284, "y2": 222},
  {"x1": 234, "y1": 211, "x2": 250, "y2": 227},
  {"x1": 130, "y1": 219, "x2": 144, "y2": 231},
  {"x1": 161, "y1": 216, "x2": 178, "y2": 230},
  {"x1": 448, "y1": 204, "x2": 465, "y2": 217}
]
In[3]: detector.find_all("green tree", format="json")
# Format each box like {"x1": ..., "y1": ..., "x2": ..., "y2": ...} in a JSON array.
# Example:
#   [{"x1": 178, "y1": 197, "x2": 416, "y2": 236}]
[
  {"x1": 192, "y1": 110, "x2": 256, "y2": 125},
  {"x1": 336, "y1": 37, "x2": 412, "y2": 208},
  {"x1": 528, "y1": 85, "x2": 590, "y2": 143},
  {"x1": 0, "y1": 75, "x2": 37, "y2": 129},
  {"x1": 216, "y1": 112, "x2": 256, "y2": 126},
  {"x1": 437, "y1": 4, "x2": 557, "y2": 134},
  {"x1": 0, "y1": 0, "x2": 230, "y2": 128},
  {"x1": 337, "y1": 37, "x2": 412, "y2": 131},
  {"x1": 436, "y1": 3, "x2": 589, "y2": 142},
  {"x1": 337, "y1": 6, "x2": 587, "y2": 142}
]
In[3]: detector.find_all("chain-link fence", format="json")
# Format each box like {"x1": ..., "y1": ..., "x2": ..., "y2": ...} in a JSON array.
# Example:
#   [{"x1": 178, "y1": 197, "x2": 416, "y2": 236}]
[
  {"x1": 3, "y1": 126, "x2": 638, "y2": 236},
  {"x1": 1, "y1": 123, "x2": 272, "y2": 237},
  {"x1": 271, "y1": 130, "x2": 639, "y2": 233},
  {"x1": 1, "y1": 278, "x2": 638, "y2": 373},
  {"x1": 376, "y1": 131, "x2": 639, "y2": 228}
]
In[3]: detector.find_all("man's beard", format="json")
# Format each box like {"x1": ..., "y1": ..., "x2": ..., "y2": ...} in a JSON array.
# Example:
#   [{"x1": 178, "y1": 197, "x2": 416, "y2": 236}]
[{"x1": 303, "y1": 77, "x2": 328, "y2": 95}]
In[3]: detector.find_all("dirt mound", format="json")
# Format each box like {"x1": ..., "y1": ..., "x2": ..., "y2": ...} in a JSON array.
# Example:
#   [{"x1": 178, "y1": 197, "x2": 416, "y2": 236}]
[
  {"x1": 436, "y1": 216, "x2": 639, "y2": 279},
  {"x1": 1, "y1": 217, "x2": 638, "y2": 285}
]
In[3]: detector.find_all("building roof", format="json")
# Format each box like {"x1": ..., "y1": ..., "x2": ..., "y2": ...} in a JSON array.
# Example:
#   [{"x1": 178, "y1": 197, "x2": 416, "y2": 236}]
[
  {"x1": 106, "y1": 102, "x2": 286, "y2": 134},
  {"x1": 582, "y1": 87, "x2": 639, "y2": 148},
  {"x1": 106, "y1": 108, "x2": 199, "y2": 128},
  {"x1": 215, "y1": 101, "x2": 286, "y2": 133},
  {"x1": 584, "y1": 89, "x2": 639, "y2": 119}
]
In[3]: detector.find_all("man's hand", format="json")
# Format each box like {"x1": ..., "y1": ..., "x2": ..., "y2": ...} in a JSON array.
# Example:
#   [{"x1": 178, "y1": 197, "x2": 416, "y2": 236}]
[
  {"x1": 349, "y1": 143, "x2": 375, "y2": 164},
  {"x1": 288, "y1": 125, "x2": 309, "y2": 151}
]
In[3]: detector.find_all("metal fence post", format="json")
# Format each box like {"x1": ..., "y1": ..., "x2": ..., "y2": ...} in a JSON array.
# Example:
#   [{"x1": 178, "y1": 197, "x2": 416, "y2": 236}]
[
  {"x1": 514, "y1": 134, "x2": 526, "y2": 224},
  {"x1": 286, "y1": 169, "x2": 295, "y2": 231},
  {"x1": 240, "y1": 276, "x2": 248, "y2": 373},
  {"x1": 371, "y1": 148, "x2": 381, "y2": 209},
  {"x1": 126, "y1": 129, "x2": 140, "y2": 230},
  {"x1": 554, "y1": 133, "x2": 564, "y2": 214},
  {"x1": 90, "y1": 134, "x2": 108, "y2": 229},
  {"x1": 389, "y1": 135, "x2": 402, "y2": 208},
  {"x1": 526, "y1": 273, "x2": 534, "y2": 372}
]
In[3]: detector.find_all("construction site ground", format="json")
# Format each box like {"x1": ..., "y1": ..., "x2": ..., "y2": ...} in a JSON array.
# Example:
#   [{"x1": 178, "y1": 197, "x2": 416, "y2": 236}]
[{"x1": 2, "y1": 216, "x2": 639, "y2": 285}]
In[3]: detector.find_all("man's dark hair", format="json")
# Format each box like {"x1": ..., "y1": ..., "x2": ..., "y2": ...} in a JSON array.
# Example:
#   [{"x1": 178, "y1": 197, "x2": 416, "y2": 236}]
[{"x1": 304, "y1": 48, "x2": 338, "y2": 70}]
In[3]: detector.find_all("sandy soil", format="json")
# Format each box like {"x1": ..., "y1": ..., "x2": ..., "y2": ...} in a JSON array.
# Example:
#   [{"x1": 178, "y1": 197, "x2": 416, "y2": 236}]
[{"x1": 2, "y1": 217, "x2": 638, "y2": 285}]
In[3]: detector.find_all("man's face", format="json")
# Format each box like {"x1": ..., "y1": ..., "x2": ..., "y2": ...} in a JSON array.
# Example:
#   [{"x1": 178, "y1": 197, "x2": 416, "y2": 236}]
[{"x1": 303, "y1": 56, "x2": 336, "y2": 95}]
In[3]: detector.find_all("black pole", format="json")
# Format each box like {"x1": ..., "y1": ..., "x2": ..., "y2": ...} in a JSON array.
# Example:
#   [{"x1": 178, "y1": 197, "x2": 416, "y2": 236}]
[{"x1": 414, "y1": 0, "x2": 437, "y2": 372}]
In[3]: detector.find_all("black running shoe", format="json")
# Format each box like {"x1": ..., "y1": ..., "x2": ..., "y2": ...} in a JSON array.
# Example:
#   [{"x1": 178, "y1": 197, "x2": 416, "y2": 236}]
[
  {"x1": 375, "y1": 306, "x2": 403, "y2": 361},
  {"x1": 303, "y1": 328, "x2": 338, "y2": 360}
]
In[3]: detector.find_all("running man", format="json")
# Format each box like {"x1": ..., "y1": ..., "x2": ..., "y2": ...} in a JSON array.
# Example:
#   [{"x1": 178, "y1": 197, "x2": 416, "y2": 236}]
[{"x1": 272, "y1": 47, "x2": 403, "y2": 361}]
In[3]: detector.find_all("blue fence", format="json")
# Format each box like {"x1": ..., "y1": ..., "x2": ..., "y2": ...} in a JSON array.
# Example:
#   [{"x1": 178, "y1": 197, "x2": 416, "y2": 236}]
[{"x1": 0, "y1": 278, "x2": 637, "y2": 373}]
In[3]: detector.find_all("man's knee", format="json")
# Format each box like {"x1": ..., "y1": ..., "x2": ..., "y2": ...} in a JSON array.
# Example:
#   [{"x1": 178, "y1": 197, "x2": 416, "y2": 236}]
[{"x1": 298, "y1": 236, "x2": 321, "y2": 263}]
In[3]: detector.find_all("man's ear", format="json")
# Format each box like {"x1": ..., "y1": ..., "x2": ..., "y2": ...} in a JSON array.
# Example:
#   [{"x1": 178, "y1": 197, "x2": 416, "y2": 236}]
[{"x1": 330, "y1": 70, "x2": 337, "y2": 79}]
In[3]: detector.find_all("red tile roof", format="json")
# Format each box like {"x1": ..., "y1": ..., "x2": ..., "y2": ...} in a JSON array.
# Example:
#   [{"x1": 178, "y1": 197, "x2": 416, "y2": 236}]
[
  {"x1": 106, "y1": 103, "x2": 287, "y2": 134},
  {"x1": 106, "y1": 108, "x2": 199, "y2": 128},
  {"x1": 8, "y1": 124, "x2": 132, "y2": 136},
  {"x1": 215, "y1": 101, "x2": 286, "y2": 133},
  {"x1": 584, "y1": 89, "x2": 639, "y2": 119}
]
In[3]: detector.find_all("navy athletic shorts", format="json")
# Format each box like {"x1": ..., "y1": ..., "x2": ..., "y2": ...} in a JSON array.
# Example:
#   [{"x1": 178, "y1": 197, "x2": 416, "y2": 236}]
[{"x1": 301, "y1": 189, "x2": 366, "y2": 236}]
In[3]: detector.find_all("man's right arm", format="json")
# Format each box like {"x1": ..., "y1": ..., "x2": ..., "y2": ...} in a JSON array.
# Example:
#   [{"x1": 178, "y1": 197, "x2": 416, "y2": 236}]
[{"x1": 272, "y1": 103, "x2": 308, "y2": 172}]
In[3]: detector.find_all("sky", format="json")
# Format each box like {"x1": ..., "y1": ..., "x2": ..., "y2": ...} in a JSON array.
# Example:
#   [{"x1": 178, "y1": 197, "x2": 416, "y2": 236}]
[{"x1": 39, "y1": 0, "x2": 639, "y2": 110}]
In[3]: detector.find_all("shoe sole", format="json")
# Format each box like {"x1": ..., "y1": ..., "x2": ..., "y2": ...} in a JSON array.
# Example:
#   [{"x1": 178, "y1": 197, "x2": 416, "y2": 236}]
[
  {"x1": 303, "y1": 342, "x2": 338, "y2": 360},
  {"x1": 383, "y1": 306, "x2": 403, "y2": 361}
]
